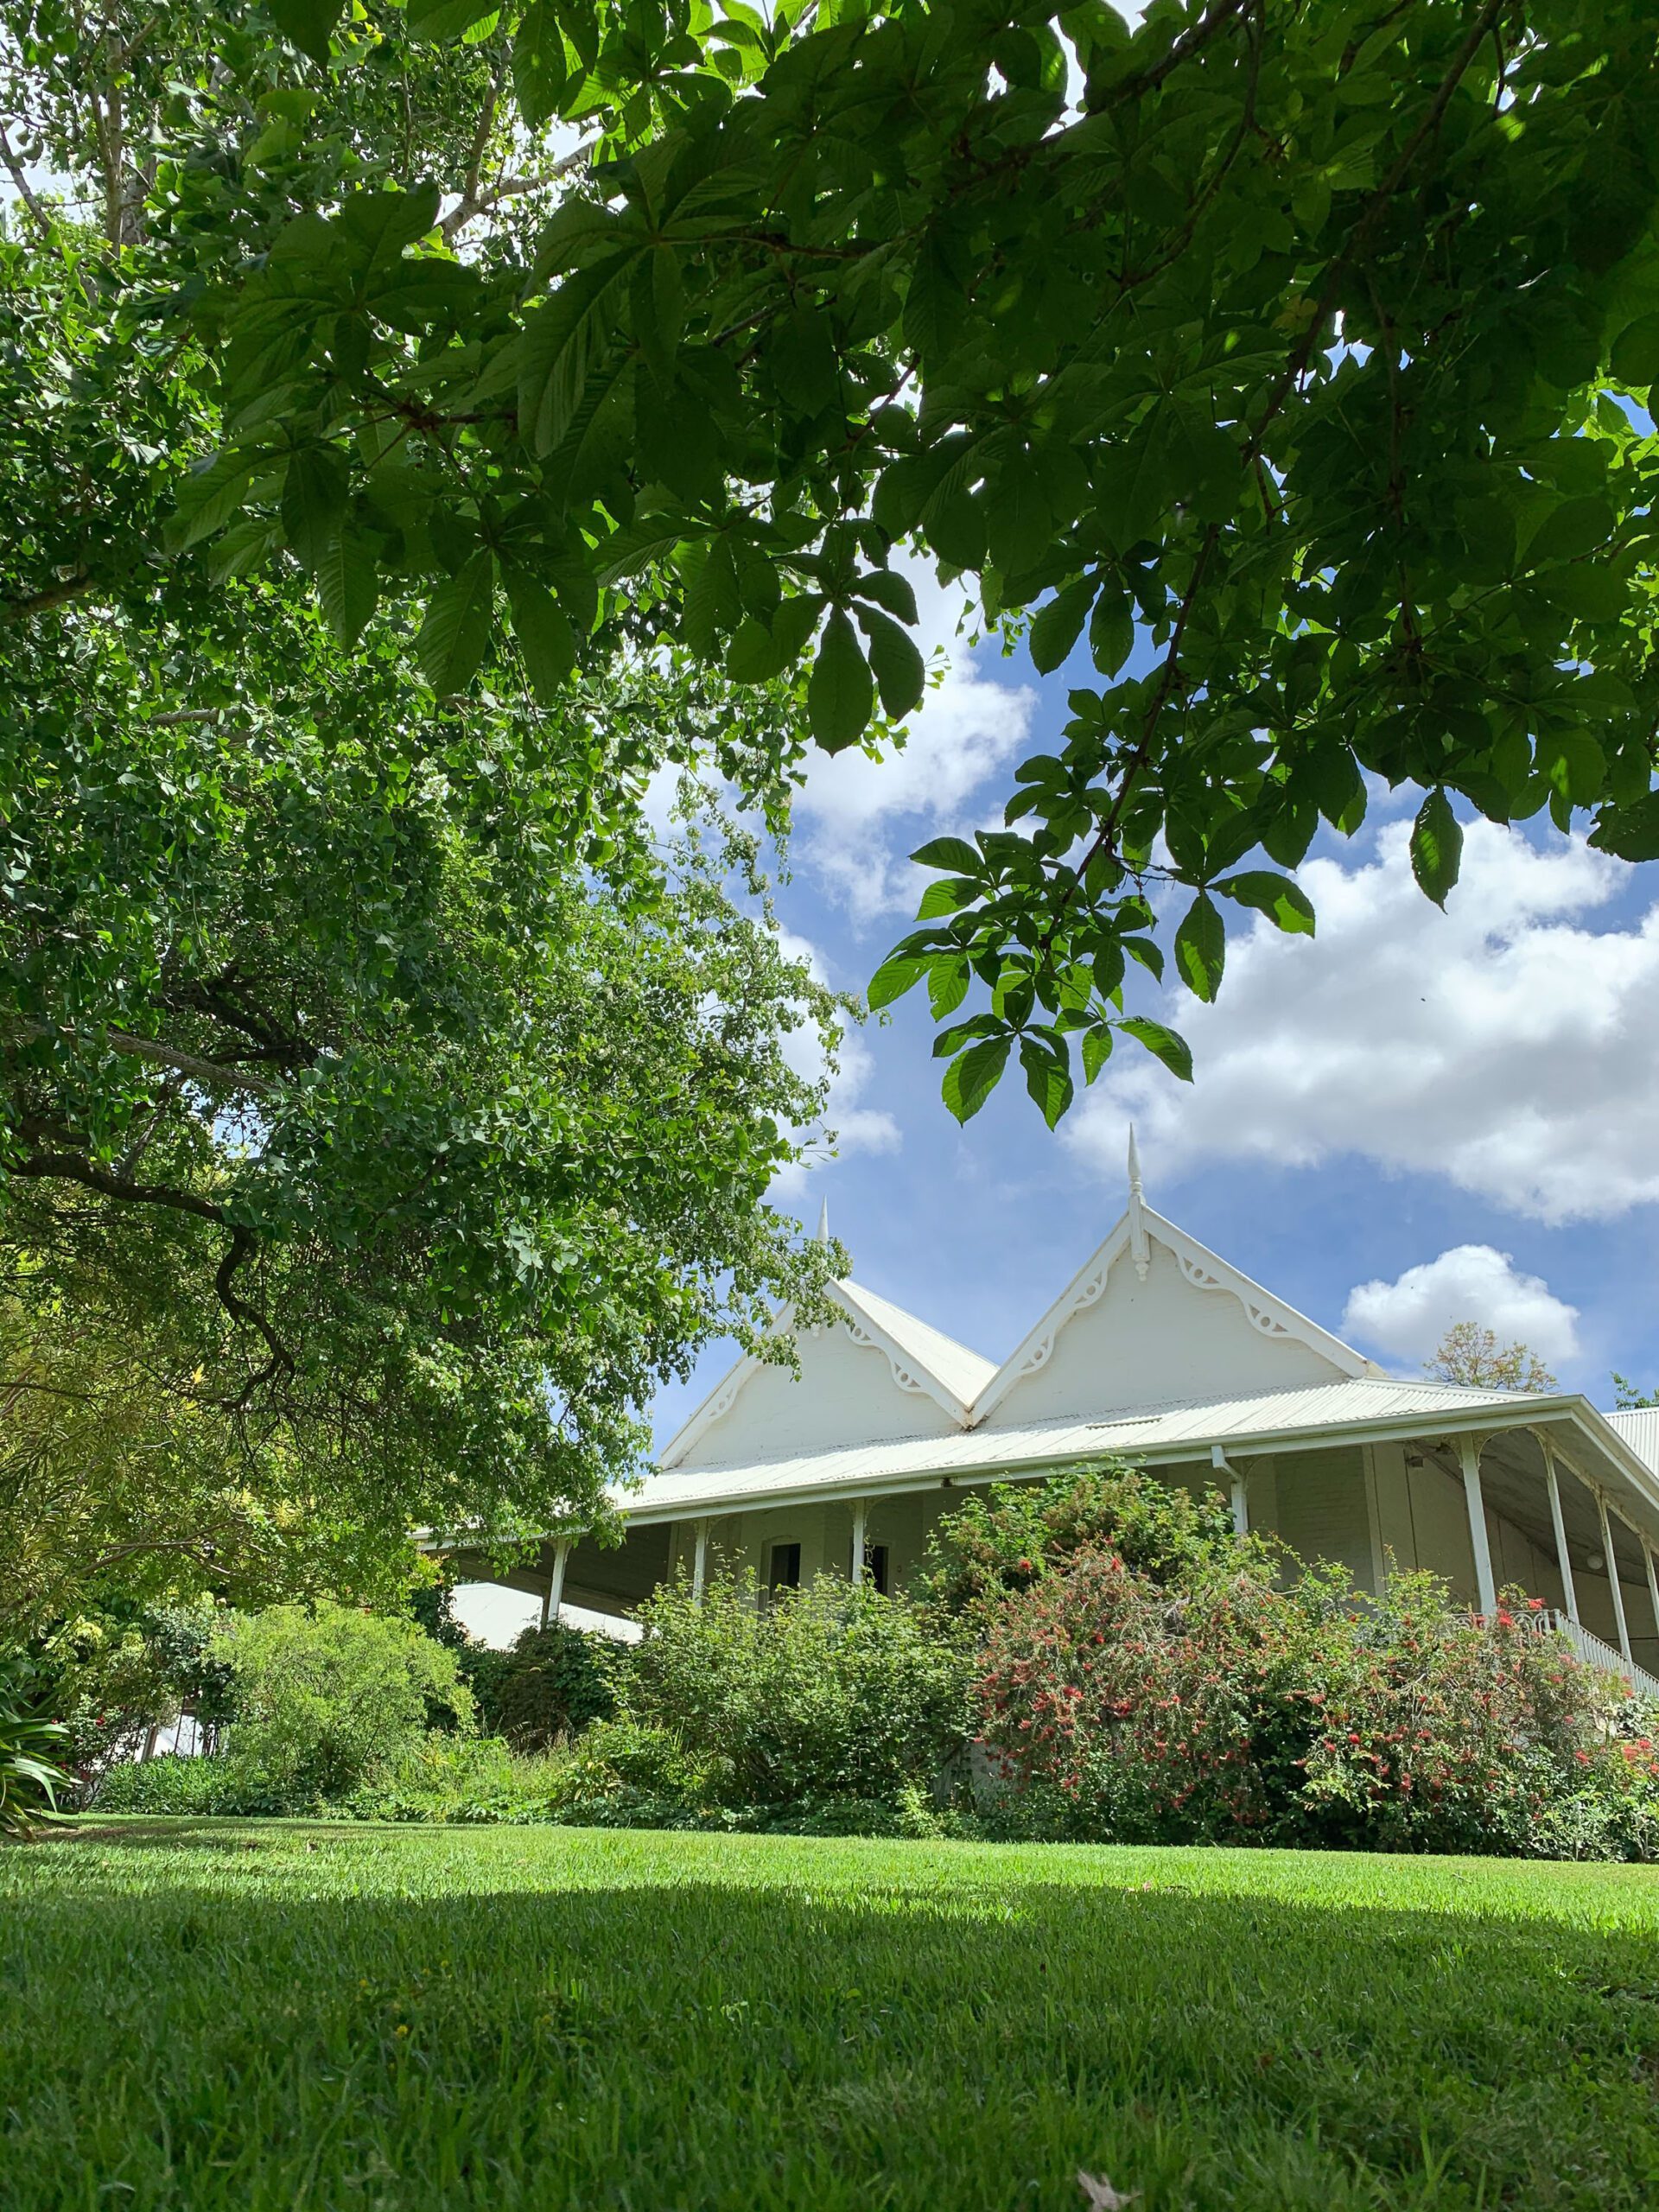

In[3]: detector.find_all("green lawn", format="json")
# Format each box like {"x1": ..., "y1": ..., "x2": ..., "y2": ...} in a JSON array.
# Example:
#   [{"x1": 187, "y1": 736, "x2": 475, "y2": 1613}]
[{"x1": 4, "y1": 1823, "x2": 1659, "y2": 2210}]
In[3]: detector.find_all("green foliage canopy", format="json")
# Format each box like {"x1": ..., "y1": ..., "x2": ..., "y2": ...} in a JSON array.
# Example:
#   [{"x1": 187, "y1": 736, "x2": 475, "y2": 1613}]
[
  {"x1": 7, "y1": 0, "x2": 1656, "y2": 1126},
  {"x1": 3, "y1": 7, "x2": 858, "y2": 1598}
]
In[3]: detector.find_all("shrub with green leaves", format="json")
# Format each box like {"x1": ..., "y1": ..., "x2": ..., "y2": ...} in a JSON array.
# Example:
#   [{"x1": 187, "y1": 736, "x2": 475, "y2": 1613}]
[
  {"x1": 485, "y1": 1623, "x2": 616, "y2": 1751},
  {"x1": 212, "y1": 1603, "x2": 474, "y2": 1807},
  {"x1": 621, "y1": 1572, "x2": 970, "y2": 1810},
  {"x1": 914, "y1": 1459, "x2": 1249, "y2": 1627}
]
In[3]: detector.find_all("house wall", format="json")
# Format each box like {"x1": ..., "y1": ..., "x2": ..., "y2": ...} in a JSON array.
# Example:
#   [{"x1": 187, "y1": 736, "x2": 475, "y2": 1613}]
[
  {"x1": 1267, "y1": 1445, "x2": 1378, "y2": 1592},
  {"x1": 665, "y1": 1488, "x2": 963, "y2": 1593}
]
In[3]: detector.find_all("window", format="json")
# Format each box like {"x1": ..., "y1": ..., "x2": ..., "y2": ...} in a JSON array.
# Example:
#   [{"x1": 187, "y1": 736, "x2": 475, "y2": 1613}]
[
  {"x1": 866, "y1": 1543, "x2": 890, "y2": 1596},
  {"x1": 767, "y1": 1541, "x2": 802, "y2": 1592}
]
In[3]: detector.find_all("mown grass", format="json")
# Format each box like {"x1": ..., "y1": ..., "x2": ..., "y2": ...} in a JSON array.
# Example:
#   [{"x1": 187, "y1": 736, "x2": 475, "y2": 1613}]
[{"x1": 4, "y1": 1822, "x2": 1659, "y2": 2210}]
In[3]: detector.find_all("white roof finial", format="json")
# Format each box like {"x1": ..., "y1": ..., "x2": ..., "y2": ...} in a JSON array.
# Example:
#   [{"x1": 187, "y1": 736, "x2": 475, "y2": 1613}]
[
  {"x1": 1127, "y1": 1123, "x2": 1149, "y2": 1281},
  {"x1": 816, "y1": 1196, "x2": 830, "y2": 1245}
]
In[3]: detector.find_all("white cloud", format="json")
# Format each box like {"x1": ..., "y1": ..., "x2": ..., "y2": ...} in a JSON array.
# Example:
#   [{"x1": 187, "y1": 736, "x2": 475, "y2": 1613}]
[
  {"x1": 1071, "y1": 816, "x2": 1659, "y2": 1224},
  {"x1": 792, "y1": 557, "x2": 1035, "y2": 925},
  {"x1": 770, "y1": 930, "x2": 901, "y2": 1196},
  {"x1": 1342, "y1": 1246, "x2": 1581, "y2": 1367}
]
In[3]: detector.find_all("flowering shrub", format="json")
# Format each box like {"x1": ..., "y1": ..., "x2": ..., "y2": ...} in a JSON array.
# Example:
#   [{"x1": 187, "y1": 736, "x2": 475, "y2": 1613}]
[
  {"x1": 975, "y1": 1547, "x2": 1626, "y2": 1854},
  {"x1": 1291, "y1": 1575, "x2": 1611, "y2": 1853},
  {"x1": 913, "y1": 1459, "x2": 1249, "y2": 1628}
]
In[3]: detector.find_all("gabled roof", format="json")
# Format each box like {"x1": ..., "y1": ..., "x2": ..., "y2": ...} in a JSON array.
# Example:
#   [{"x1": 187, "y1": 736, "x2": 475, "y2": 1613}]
[
  {"x1": 656, "y1": 1276, "x2": 994, "y2": 1470},
  {"x1": 1608, "y1": 1407, "x2": 1659, "y2": 1479},
  {"x1": 969, "y1": 1202, "x2": 1381, "y2": 1426},
  {"x1": 836, "y1": 1278, "x2": 997, "y2": 1413}
]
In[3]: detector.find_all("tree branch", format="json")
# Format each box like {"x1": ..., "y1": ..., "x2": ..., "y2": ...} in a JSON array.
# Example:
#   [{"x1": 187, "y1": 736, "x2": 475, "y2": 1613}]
[
  {"x1": 0, "y1": 120, "x2": 52, "y2": 238},
  {"x1": 214, "y1": 1225, "x2": 294, "y2": 1401},
  {"x1": 6, "y1": 1146, "x2": 228, "y2": 1225},
  {"x1": 10, "y1": 1020, "x2": 279, "y2": 1097},
  {"x1": 2, "y1": 571, "x2": 95, "y2": 625},
  {"x1": 440, "y1": 41, "x2": 510, "y2": 245}
]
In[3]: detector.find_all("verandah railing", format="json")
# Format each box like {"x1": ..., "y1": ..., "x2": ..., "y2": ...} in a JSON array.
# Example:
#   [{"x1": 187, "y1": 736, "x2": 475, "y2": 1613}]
[{"x1": 1522, "y1": 1608, "x2": 1659, "y2": 1701}]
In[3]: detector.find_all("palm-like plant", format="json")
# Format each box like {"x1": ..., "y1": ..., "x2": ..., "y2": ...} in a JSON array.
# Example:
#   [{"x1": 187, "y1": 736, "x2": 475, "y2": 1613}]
[{"x1": 0, "y1": 1657, "x2": 72, "y2": 1836}]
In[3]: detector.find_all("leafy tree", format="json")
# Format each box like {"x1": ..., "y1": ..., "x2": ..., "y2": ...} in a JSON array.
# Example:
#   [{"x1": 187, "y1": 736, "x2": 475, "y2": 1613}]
[
  {"x1": 1612, "y1": 1374, "x2": 1659, "y2": 1409},
  {"x1": 3, "y1": 445, "x2": 849, "y2": 1579},
  {"x1": 1, "y1": 1287, "x2": 389, "y2": 1636},
  {"x1": 7, "y1": 0, "x2": 1657, "y2": 1128},
  {"x1": 22, "y1": 1599, "x2": 233, "y2": 1780},
  {"x1": 3, "y1": 18, "x2": 857, "y2": 1606},
  {"x1": 1425, "y1": 1322, "x2": 1557, "y2": 1392}
]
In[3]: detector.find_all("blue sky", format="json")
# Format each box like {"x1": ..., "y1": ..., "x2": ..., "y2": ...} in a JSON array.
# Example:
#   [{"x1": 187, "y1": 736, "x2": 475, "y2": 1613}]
[{"x1": 652, "y1": 566, "x2": 1659, "y2": 1446}]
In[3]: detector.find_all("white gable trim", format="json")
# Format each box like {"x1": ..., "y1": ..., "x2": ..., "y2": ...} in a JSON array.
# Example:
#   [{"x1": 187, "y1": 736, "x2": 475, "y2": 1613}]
[
  {"x1": 657, "y1": 1283, "x2": 976, "y2": 1470},
  {"x1": 969, "y1": 1206, "x2": 1377, "y2": 1425},
  {"x1": 830, "y1": 1283, "x2": 976, "y2": 1423}
]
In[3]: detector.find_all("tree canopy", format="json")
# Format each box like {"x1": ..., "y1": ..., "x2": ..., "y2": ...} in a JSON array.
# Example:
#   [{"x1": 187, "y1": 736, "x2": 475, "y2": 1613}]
[
  {"x1": 3, "y1": 251, "x2": 846, "y2": 1599},
  {"x1": 6, "y1": 0, "x2": 1656, "y2": 1133},
  {"x1": 1425, "y1": 1323, "x2": 1557, "y2": 1393}
]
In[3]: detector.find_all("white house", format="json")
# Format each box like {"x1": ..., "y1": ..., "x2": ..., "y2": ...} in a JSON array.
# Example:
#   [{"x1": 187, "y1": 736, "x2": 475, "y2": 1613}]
[{"x1": 488, "y1": 1146, "x2": 1659, "y2": 1695}]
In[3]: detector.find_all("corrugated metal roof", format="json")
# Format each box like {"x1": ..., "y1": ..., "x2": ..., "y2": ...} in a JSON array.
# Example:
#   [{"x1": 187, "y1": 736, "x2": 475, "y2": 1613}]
[
  {"x1": 836, "y1": 1278, "x2": 997, "y2": 1409},
  {"x1": 1608, "y1": 1407, "x2": 1659, "y2": 1478},
  {"x1": 626, "y1": 1375, "x2": 1541, "y2": 1519}
]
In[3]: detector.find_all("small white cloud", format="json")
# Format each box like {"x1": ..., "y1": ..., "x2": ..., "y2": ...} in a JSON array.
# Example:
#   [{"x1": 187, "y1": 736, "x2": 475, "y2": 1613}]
[
  {"x1": 792, "y1": 556, "x2": 1034, "y2": 925},
  {"x1": 1342, "y1": 1246, "x2": 1580, "y2": 1367},
  {"x1": 1071, "y1": 817, "x2": 1659, "y2": 1224},
  {"x1": 770, "y1": 930, "x2": 901, "y2": 1195}
]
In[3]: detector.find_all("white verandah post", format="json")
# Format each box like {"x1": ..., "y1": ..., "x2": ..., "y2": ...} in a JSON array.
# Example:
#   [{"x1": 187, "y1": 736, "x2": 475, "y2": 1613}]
[
  {"x1": 1644, "y1": 1541, "x2": 1659, "y2": 1657},
  {"x1": 1212, "y1": 1444, "x2": 1247, "y2": 1537},
  {"x1": 1458, "y1": 1435, "x2": 1498, "y2": 1618},
  {"x1": 1596, "y1": 1491, "x2": 1633, "y2": 1668},
  {"x1": 692, "y1": 1518, "x2": 711, "y2": 1606},
  {"x1": 851, "y1": 1501, "x2": 868, "y2": 1586},
  {"x1": 1539, "y1": 1433, "x2": 1580, "y2": 1625},
  {"x1": 541, "y1": 1537, "x2": 571, "y2": 1630}
]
